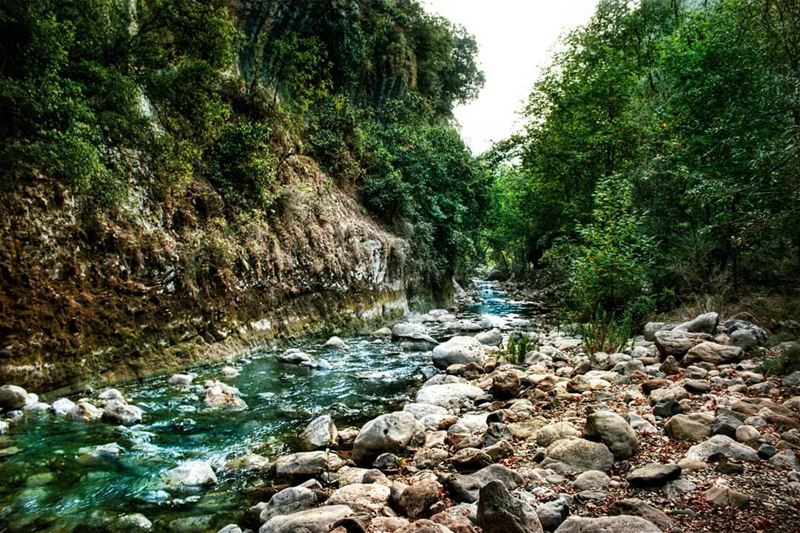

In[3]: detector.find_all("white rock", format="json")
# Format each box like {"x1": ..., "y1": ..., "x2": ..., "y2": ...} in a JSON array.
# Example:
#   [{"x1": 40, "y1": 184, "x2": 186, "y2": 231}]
[{"x1": 163, "y1": 461, "x2": 218, "y2": 489}]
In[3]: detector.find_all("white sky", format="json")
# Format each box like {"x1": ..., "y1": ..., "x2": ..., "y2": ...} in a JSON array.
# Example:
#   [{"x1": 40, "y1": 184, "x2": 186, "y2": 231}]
[{"x1": 424, "y1": 0, "x2": 600, "y2": 154}]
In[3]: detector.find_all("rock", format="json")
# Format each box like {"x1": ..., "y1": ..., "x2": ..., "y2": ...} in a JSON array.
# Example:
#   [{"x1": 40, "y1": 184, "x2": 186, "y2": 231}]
[
  {"x1": 226, "y1": 453, "x2": 271, "y2": 473},
  {"x1": 444, "y1": 464, "x2": 525, "y2": 503},
  {"x1": 279, "y1": 350, "x2": 316, "y2": 366},
  {"x1": 653, "y1": 399, "x2": 683, "y2": 419},
  {"x1": 573, "y1": 470, "x2": 610, "y2": 491},
  {"x1": 654, "y1": 331, "x2": 711, "y2": 359},
  {"x1": 545, "y1": 438, "x2": 614, "y2": 473},
  {"x1": 535, "y1": 497, "x2": 570, "y2": 531},
  {"x1": 658, "y1": 356, "x2": 680, "y2": 375},
  {"x1": 664, "y1": 413, "x2": 713, "y2": 441},
  {"x1": 273, "y1": 451, "x2": 346, "y2": 479},
  {"x1": 394, "y1": 519, "x2": 455, "y2": 533},
  {"x1": 724, "y1": 319, "x2": 767, "y2": 346},
  {"x1": 554, "y1": 516, "x2": 661, "y2": 533},
  {"x1": 451, "y1": 448, "x2": 493, "y2": 473},
  {"x1": 684, "y1": 380, "x2": 710, "y2": 394},
  {"x1": 0, "y1": 420, "x2": 8, "y2": 435},
  {"x1": 711, "y1": 412, "x2": 743, "y2": 438},
  {"x1": 735, "y1": 425, "x2": 760, "y2": 442},
  {"x1": 392, "y1": 323, "x2": 439, "y2": 347},
  {"x1": 583, "y1": 411, "x2": 638, "y2": 460},
  {"x1": 662, "y1": 477, "x2": 696, "y2": 499},
  {"x1": 644, "y1": 322, "x2": 667, "y2": 341},
  {"x1": 607, "y1": 499, "x2": 672, "y2": 531},
  {"x1": 627, "y1": 413, "x2": 657, "y2": 435},
  {"x1": 685, "y1": 434, "x2": 760, "y2": 462},
  {"x1": 204, "y1": 382, "x2": 247, "y2": 411},
  {"x1": 217, "y1": 526, "x2": 243, "y2": 533},
  {"x1": 477, "y1": 329, "x2": 503, "y2": 347},
  {"x1": 536, "y1": 422, "x2": 580, "y2": 447},
  {"x1": 259, "y1": 505, "x2": 354, "y2": 533},
  {"x1": 782, "y1": 371, "x2": 800, "y2": 388},
  {"x1": 259, "y1": 486, "x2": 321, "y2": 522},
  {"x1": 0, "y1": 384, "x2": 28, "y2": 411},
  {"x1": 73, "y1": 401, "x2": 103, "y2": 422},
  {"x1": 431, "y1": 507, "x2": 479, "y2": 533},
  {"x1": 327, "y1": 483, "x2": 391, "y2": 513},
  {"x1": 102, "y1": 399, "x2": 143, "y2": 425},
  {"x1": 220, "y1": 366, "x2": 240, "y2": 378},
  {"x1": 300, "y1": 415, "x2": 338, "y2": 451},
  {"x1": 398, "y1": 479, "x2": 443, "y2": 518},
  {"x1": 373, "y1": 327, "x2": 393, "y2": 339},
  {"x1": 432, "y1": 336, "x2": 486, "y2": 369},
  {"x1": 627, "y1": 463, "x2": 682, "y2": 487},
  {"x1": 477, "y1": 480, "x2": 543, "y2": 533},
  {"x1": 704, "y1": 484, "x2": 751, "y2": 508},
  {"x1": 98, "y1": 388, "x2": 125, "y2": 401},
  {"x1": 491, "y1": 371, "x2": 521, "y2": 399},
  {"x1": 116, "y1": 513, "x2": 153, "y2": 531},
  {"x1": 325, "y1": 336, "x2": 347, "y2": 349},
  {"x1": 404, "y1": 403, "x2": 448, "y2": 420},
  {"x1": 674, "y1": 312, "x2": 719, "y2": 334},
  {"x1": 683, "y1": 342, "x2": 744, "y2": 365},
  {"x1": 770, "y1": 450, "x2": 800, "y2": 470},
  {"x1": 415, "y1": 383, "x2": 484, "y2": 409},
  {"x1": 51, "y1": 398, "x2": 79, "y2": 417},
  {"x1": 372, "y1": 517, "x2": 411, "y2": 531},
  {"x1": 162, "y1": 461, "x2": 217, "y2": 490},
  {"x1": 352, "y1": 412, "x2": 424, "y2": 465},
  {"x1": 168, "y1": 373, "x2": 193, "y2": 387}
]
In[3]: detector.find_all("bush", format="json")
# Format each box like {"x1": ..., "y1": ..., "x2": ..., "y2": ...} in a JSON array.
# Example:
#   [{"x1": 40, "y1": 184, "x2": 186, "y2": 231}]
[
  {"x1": 575, "y1": 309, "x2": 634, "y2": 355},
  {"x1": 760, "y1": 344, "x2": 800, "y2": 376}
]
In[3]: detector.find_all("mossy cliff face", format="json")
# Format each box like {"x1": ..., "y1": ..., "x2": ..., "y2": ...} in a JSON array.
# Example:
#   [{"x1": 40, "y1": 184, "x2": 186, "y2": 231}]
[{"x1": 0, "y1": 156, "x2": 448, "y2": 393}]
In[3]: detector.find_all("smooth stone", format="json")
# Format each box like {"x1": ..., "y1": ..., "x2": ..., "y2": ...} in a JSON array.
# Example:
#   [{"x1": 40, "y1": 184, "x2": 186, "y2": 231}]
[
  {"x1": 162, "y1": 461, "x2": 217, "y2": 490},
  {"x1": 415, "y1": 383, "x2": 484, "y2": 409},
  {"x1": 327, "y1": 483, "x2": 391, "y2": 513},
  {"x1": 685, "y1": 435, "x2": 759, "y2": 462},
  {"x1": 444, "y1": 464, "x2": 524, "y2": 503},
  {"x1": 664, "y1": 413, "x2": 713, "y2": 442},
  {"x1": 0, "y1": 384, "x2": 28, "y2": 410},
  {"x1": 573, "y1": 470, "x2": 610, "y2": 491},
  {"x1": 300, "y1": 414, "x2": 338, "y2": 451},
  {"x1": 325, "y1": 336, "x2": 347, "y2": 349},
  {"x1": 545, "y1": 438, "x2": 614, "y2": 473},
  {"x1": 432, "y1": 336, "x2": 487, "y2": 369},
  {"x1": 607, "y1": 499, "x2": 673, "y2": 531},
  {"x1": 554, "y1": 515, "x2": 661, "y2": 533},
  {"x1": 259, "y1": 505, "x2": 354, "y2": 533},
  {"x1": 352, "y1": 412, "x2": 424, "y2": 466},
  {"x1": 704, "y1": 484, "x2": 751, "y2": 508},
  {"x1": 583, "y1": 411, "x2": 638, "y2": 460},
  {"x1": 627, "y1": 463, "x2": 682, "y2": 488},
  {"x1": 273, "y1": 451, "x2": 346, "y2": 479},
  {"x1": 102, "y1": 399, "x2": 143, "y2": 425}
]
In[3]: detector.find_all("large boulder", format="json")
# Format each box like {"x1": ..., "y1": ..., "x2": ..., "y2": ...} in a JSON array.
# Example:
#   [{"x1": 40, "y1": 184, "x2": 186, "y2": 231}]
[
  {"x1": 654, "y1": 331, "x2": 712, "y2": 359},
  {"x1": 583, "y1": 411, "x2": 638, "y2": 460},
  {"x1": 477, "y1": 329, "x2": 503, "y2": 347},
  {"x1": 352, "y1": 412, "x2": 424, "y2": 465},
  {"x1": 683, "y1": 342, "x2": 744, "y2": 365},
  {"x1": 432, "y1": 336, "x2": 486, "y2": 369},
  {"x1": 415, "y1": 383, "x2": 484, "y2": 409},
  {"x1": 392, "y1": 323, "x2": 439, "y2": 350},
  {"x1": 162, "y1": 461, "x2": 217, "y2": 490},
  {"x1": 259, "y1": 505, "x2": 353, "y2": 533},
  {"x1": 554, "y1": 516, "x2": 661, "y2": 533},
  {"x1": 0, "y1": 384, "x2": 28, "y2": 411},
  {"x1": 300, "y1": 415, "x2": 338, "y2": 451},
  {"x1": 477, "y1": 480, "x2": 543, "y2": 533},
  {"x1": 273, "y1": 451, "x2": 346, "y2": 479},
  {"x1": 684, "y1": 434, "x2": 760, "y2": 462},
  {"x1": 545, "y1": 438, "x2": 614, "y2": 473},
  {"x1": 204, "y1": 382, "x2": 247, "y2": 411},
  {"x1": 674, "y1": 312, "x2": 719, "y2": 334},
  {"x1": 444, "y1": 464, "x2": 524, "y2": 503},
  {"x1": 664, "y1": 413, "x2": 713, "y2": 442}
]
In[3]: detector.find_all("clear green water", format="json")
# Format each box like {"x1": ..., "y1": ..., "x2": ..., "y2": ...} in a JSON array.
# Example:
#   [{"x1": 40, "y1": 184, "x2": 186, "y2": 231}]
[{"x1": 0, "y1": 281, "x2": 531, "y2": 532}]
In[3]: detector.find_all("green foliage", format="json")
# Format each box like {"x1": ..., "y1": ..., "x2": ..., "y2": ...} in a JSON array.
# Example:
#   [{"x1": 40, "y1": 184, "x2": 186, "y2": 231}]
[
  {"x1": 484, "y1": 0, "x2": 800, "y2": 320},
  {"x1": 760, "y1": 345, "x2": 800, "y2": 376},
  {"x1": 505, "y1": 334, "x2": 532, "y2": 365},
  {"x1": 575, "y1": 309, "x2": 634, "y2": 355},
  {"x1": 206, "y1": 122, "x2": 278, "y2": 209},
  {"x1": 569, "y1": 175, "x2": 654, "y2": 321}
]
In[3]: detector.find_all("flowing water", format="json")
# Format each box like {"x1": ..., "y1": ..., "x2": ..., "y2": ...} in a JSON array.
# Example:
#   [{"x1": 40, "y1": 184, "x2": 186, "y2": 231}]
[{"x1": 0, "y1": 280, "x2": 537, "y2": 532}]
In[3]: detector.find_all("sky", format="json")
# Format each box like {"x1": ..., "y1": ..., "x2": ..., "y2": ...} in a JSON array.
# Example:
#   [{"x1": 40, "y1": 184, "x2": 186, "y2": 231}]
[{"x1": 423, "y1": 0, "x2": 600, "y2": 154}]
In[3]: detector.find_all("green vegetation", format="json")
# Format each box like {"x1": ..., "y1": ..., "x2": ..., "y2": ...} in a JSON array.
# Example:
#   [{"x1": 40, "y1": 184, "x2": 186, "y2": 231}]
[
  {"x1": 505, "y1": 334, "x2": 533, "y2": 365},
  {"x1": 483, "y1": 0, "x2": 800, "y2": 328},
  {"x1": 760, "y1": 344, "x2": 800, "y2": 376},
  {"x1": 0, "y1": 0, "x2": 486, "y2": 288}
]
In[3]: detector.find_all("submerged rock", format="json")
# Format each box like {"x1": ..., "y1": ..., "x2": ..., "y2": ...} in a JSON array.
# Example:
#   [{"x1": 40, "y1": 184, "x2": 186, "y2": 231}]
[
  {"x1": 162, "y1": 461, "x2": 218, "y2": 490},
  {"x1": 204, "y1": 382, "x2": 247, "y2": 411},
  {"x1": 324, "y1": 336, "x2": 347, "y2": 349},
  {"x1": 168, "y1": 373, "x2": 194, "y2": 387}
]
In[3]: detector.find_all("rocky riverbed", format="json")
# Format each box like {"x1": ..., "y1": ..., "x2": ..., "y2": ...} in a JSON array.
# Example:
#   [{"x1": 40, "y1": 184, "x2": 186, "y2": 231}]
[{"x1": 1, "y1": 280, "x2": 799, "y2": 532}]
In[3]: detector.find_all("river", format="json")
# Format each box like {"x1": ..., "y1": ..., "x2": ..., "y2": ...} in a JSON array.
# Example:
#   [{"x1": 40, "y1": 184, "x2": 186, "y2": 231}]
[{"x1": 0, "y1": 280, "x2": 539, "y2": 532}]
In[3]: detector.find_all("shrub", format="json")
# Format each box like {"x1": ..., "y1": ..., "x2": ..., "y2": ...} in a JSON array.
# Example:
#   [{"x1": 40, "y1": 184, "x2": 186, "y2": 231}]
[
  {"x1": 575, "y1": 308, "x2": 634, "y2": 354},
  {"x1": 759, "y1": 345, "x2": 800, "y2": 376}
]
